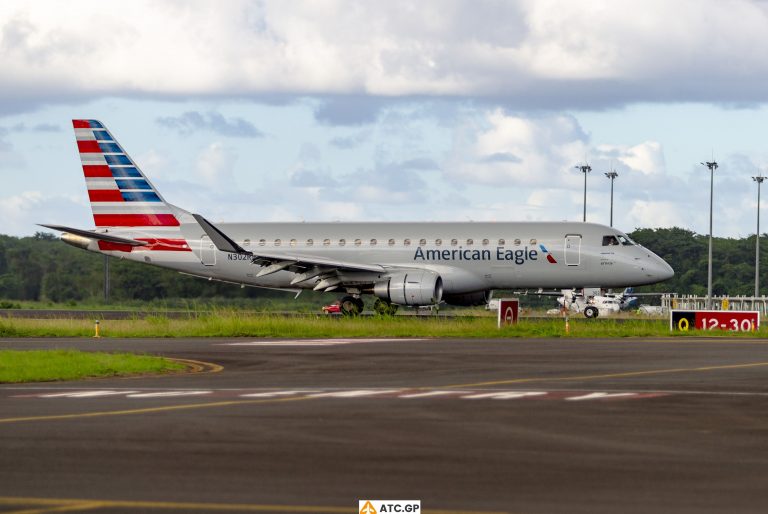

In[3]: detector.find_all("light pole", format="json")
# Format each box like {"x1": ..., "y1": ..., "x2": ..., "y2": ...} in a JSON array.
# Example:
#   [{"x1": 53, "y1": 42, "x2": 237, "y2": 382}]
[
  {"x1": 752, "y1": 173, "x2": 765, "y2": 297},
  {"x1": 605, "y1": 170, "x2": 618, "y2": 227},
  {"x1": 701, "y1": 160, "x2": 718, "y2": 309},
  {"x1": 575, "y1": 164, "x2": 591, "y2": 222}
]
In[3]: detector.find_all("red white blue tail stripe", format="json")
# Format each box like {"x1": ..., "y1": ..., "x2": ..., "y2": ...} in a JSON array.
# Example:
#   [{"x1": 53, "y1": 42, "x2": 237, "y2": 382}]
[{"x1": 73, "y1": 119, "x2": 179, "y2": 228}]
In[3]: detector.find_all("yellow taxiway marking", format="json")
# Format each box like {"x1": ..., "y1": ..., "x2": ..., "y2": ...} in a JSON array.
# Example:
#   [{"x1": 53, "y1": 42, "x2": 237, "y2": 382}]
[
  {"x1": 4, "y1": 501, "x2": 106, "y2": 514},
  {"x1": 445, "y1": 361, "x2": 768, "y2": 389},
  {"x1": 0, "y1": 497, "x2": 507, "y2": 514},
  {"x1": 0, "y1": 395, "x2": 316, "y2": 424}
]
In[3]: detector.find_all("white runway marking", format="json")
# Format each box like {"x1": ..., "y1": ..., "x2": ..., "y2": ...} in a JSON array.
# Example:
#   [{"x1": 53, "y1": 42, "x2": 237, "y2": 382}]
[
  {"x1": 9, "y1": 388, "x2": 667, "y2": 402},
  {"x1": 125, "y1": 391, "x2": 212, "y2": 398},
  {"x1": 462, "y1": 391, "x2": 548, "y2": 400},
  {"x1": 565, "y1": 392, "x2": 638, "y2": 401},
  {"x1": 38, "y1": 390, "x2": 141, "y2": 398},
  {"x1": 221, "y1": 338, "x2": 427, "y2": 347}
]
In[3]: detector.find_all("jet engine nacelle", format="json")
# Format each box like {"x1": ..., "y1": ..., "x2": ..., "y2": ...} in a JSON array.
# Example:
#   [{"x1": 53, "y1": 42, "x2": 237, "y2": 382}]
[
  {"x1": 443, "y1": 290, "x2": 491, "y2": 307},
  {"x1": 374, "y1": 270, "x2": 443, "y2": 306}
]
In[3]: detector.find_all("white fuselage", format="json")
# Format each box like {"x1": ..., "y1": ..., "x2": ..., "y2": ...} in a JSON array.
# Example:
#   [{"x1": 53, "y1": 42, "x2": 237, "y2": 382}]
[{"x1": 95, "y1": 220, "x2": 674, "y2": 297}]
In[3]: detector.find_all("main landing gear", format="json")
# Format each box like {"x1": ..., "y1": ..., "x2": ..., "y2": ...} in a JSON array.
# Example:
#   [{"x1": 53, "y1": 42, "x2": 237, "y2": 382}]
[{"x1": 340, "y1": 296, "x2": 365, "y2": 316}]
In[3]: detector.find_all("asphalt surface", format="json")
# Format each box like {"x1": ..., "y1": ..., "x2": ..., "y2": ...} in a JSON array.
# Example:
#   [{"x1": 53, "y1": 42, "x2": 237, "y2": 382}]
[{"x1": 1, "y1": 336, "x2": 767, "y2": 514}]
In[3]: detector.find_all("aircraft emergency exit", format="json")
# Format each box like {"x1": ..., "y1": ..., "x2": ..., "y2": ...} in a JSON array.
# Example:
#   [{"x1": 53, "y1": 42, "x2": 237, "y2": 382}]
[{"x1": 42, "y1": 120, "x2": 674, "y2": 315}]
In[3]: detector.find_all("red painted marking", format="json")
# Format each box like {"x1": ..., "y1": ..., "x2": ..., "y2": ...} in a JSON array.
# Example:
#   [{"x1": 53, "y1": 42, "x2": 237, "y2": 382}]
[
  {"x1": 93, "y1": 214, "x2": 179, "y2": 227},
  {"x1": 88, "y1": 190, "x2": 123, "y2": 202},
  {"x1": 82, "y1": 165, "x2": 112, "y2": 177},
  {"x1": 77, "y1": 140, "x2": 101, "y2": 153},
  {"x1": 72, "y1": 120, "x2": 91, "y2": 128},
  {"x1": 136, "y1": 238, "x2": 191, "y2": 252},
  {"x1": 98, "y1": 241, "x2": 134, "y2": 252},
  {"x1": 546, "y1": 254, "x2": 557, "y2": 263}
]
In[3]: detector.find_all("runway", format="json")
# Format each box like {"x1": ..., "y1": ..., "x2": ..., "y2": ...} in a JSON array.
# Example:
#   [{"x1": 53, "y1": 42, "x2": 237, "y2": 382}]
[{"x1": 1, "y1": 337, "x2": 767, "y2": 513}]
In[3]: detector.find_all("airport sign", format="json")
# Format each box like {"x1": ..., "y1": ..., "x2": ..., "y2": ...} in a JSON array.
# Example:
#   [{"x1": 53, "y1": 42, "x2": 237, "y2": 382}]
[{"x1": 670, "y1": 309, "x2": 759, "y2": 332}]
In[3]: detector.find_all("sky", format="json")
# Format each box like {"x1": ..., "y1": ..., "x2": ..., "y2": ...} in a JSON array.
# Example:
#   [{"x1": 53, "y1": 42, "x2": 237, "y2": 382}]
[{"x1": 3, "y1": 0, "x2": 768, "y2": 237}]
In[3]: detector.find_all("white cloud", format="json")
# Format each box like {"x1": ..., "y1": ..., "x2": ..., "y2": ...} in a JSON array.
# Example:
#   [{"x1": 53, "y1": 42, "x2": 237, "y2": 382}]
[
  {"x1": 0, "y1": 191, "x2": 88, "y2": 235},
  {"x1": 2, "y1": 0, "x2": 768, "y2": 110},
  {"x1": 626, "y1": 200, "x2": 688, "y2": 230},
  {"x1": 196, "y1": 142, "x2": 236, "y2": 185},
  {"x1": 447, "y1": 110, "x2": 589, "y2": 187},
  {"x1": 597, "y1": 142, "x2": 666, "y2": 176}
]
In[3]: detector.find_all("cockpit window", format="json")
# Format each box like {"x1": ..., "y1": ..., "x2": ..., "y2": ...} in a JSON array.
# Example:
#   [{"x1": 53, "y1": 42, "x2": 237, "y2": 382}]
[{"x1": 603, "y1": 234, "x2": 636, "y2": 246}]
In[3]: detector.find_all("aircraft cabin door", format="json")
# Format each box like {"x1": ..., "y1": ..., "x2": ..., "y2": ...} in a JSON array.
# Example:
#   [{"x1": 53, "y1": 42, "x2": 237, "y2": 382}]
[
  {"x1": 564, "y1": 234, "x2": 581, "y2": 266},
  {"x1": 200, "y1": 235, "x2": 216, "y2": 266}
]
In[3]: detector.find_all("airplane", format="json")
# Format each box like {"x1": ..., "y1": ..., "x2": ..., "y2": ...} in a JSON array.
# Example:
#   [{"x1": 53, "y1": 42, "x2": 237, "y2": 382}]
[{"x1": 41, "y1": 119, "x2": 675, "y2": 316}]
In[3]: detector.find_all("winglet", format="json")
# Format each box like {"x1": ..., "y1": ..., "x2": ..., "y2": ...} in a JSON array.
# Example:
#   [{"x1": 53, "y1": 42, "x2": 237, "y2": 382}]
[{"x1": 192, "y1": 214, "x2": 249, "y2": 254}]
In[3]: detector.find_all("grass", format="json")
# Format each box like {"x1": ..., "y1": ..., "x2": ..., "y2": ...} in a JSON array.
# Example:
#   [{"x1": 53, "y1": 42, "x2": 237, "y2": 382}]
[
  {"x1": 0, "y1": 312, "x2": 765, "y2": 339},
  {"x1": 0, "y1": 349, "x2": 186, "y2": 383}
]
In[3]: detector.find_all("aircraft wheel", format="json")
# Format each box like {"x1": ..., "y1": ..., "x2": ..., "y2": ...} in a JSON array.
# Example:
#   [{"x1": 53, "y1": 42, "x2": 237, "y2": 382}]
[
  {"x1": 340, "y1": 296, "x2": 361, "y2": 316},
  {"x1": 584, "y1": 306, "x2": 599, "y2": 319},
  {"x1": 354, "y1": 297, "x2": 365, "y2": 313}
]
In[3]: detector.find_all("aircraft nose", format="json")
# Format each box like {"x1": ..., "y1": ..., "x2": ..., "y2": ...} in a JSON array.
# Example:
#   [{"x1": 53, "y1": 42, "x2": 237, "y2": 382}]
[{"x1": 654, "y1": 255, "x2": 674, "y2": 281}]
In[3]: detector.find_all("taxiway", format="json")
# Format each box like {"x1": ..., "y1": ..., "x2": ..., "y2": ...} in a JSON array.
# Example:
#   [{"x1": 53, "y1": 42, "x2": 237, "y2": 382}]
[{"x1": 1, "y1": 337, "x2": 767, "y2": 513}]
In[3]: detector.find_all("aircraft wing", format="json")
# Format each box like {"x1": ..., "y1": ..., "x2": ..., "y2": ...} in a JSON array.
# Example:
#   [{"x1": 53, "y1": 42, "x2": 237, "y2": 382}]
[{"x1": 193, "y1": 215, "x2": 387, "y2": 284}]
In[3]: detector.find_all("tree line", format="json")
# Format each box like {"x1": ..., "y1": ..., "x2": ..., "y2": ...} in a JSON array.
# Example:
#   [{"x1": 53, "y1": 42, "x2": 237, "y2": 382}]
[{"x1": 0, "y1": 228, "x2": 766, "y2": 305}]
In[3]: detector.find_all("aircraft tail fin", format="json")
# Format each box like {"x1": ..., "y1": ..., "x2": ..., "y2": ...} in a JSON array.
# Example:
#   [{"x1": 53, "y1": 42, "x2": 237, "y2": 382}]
[{"x1": 72, "y1": 119, "x2": 181, "y2": 229}]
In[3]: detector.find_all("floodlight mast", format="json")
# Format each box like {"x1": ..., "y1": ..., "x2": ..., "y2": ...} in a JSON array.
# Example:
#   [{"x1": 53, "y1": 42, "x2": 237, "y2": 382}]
[
  {"x1": 752, "y1": 173, "x2": 766, "y2": 297},
  {"x1": 701, "y1": 160, "x2": 718, "y2": 309},
  {"x1": 575, "y1": 164, "x2": 591, "y2": 222},
  {"x1": 605, "y1": 170, "x2": 618, "y2": 227}
]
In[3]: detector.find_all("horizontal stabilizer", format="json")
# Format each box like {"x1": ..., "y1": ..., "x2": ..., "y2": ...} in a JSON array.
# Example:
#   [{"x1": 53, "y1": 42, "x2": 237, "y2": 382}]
[
  {"x1": 192, "y1": 214, "x2": 248, "y2": 254},
  {"x1": 38, "y1": 224, "x2": 148, "y2": 246}
]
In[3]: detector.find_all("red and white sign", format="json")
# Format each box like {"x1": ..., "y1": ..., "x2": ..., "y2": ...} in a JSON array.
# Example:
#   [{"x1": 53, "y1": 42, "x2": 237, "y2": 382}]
[
  {"x1": 497, "y1": 298, "x2": 519, "y2": 327},
  {"x1": 670, "y1": 309, "x2": 760, "y2": 332}
]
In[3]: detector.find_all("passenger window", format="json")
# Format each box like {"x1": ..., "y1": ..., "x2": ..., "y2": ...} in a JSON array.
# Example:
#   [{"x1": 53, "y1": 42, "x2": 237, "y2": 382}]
[
  {"x1": 370, "y1": 239, "x2": 377, "y2": 246},
  {"x1": 323, "y1": 239, "x2": 330, "y2": 246},
  {"x1": 451, "y1": 239, "x2": 458, "y2": 246},
  {"x1": 435, "y1": 238, "x2": 442, "y2": 246},
  {"x1": 482, "y1": 238, "x2": 489, "y2": 246},
  {"x1": 354, "y1": 239, "x2": 362, "y2": 247},
  {"x1": 514, "y1": 239, "x2": 521, "y2": 246},
  {"x1": 466, "y1": 238, "x2": 473, "y2": 245},
  {"x1": 306, "y1": 239, "x2": 313, "y2": 246},
  {"x1": 498, "y1": 238, "x2": 505, "y2": 246},
  {"x1": 290, "y1": 239, "x2": 297, "y2": 247},
  {"x1": 388, "y1": 239, "x2": 395, "y2": 246},
  {"x1": 339, "y1": 239, "x2": 346, "y2": 247},
  {"x1": 243, "y1": 239, "x2": 250, "y2": 247},
  {"x1": 602, "y1": 235, "x2": 620, "y2": 246},
  {"x1": 258, "y1": 239, "x2": 266, "y2": 246},
  {"x1": 404, "y1": 238, "x2": 411, "y2": 246},
  {"x1": 274, "y1": 239, "x2": 281, "y2": 246},
  {"x1": 530, "y1": 238, "x2": 537, "y2": 245},
  {"x1": 419, "y1": 238, "x2": 427, "y2": 246}
]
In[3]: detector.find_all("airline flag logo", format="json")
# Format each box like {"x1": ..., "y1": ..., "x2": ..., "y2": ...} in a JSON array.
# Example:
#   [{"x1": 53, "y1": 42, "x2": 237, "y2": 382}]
[
  {"x1": 539, "y1": 244, "x2": 558, "y2": 264},
  {"x1": 359, "y1": 500, "x2": 420, "y2": 514},
  {"x1": 72, "y1": 119, "x2": 180, "y2": 228}
]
